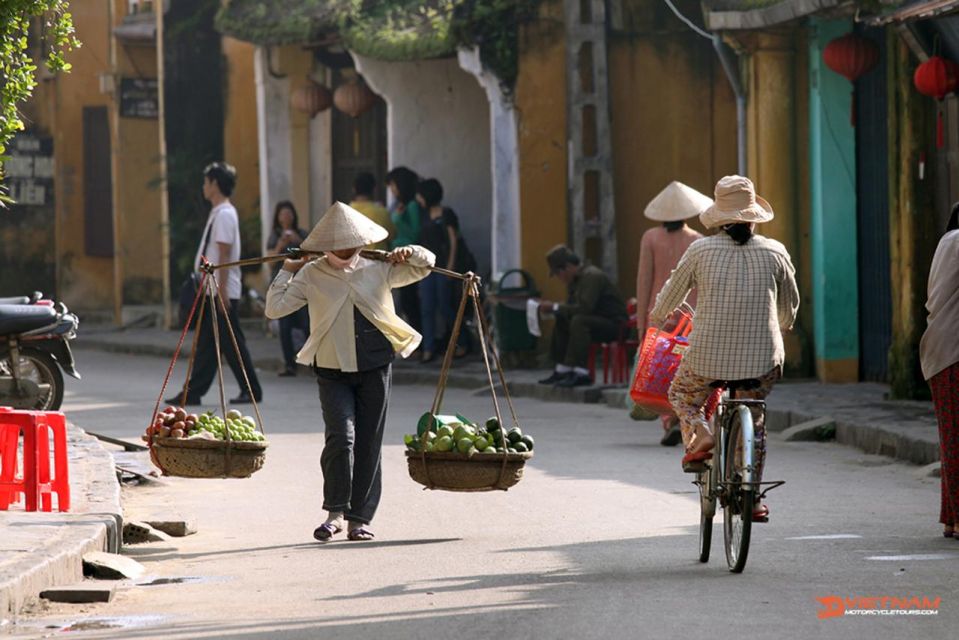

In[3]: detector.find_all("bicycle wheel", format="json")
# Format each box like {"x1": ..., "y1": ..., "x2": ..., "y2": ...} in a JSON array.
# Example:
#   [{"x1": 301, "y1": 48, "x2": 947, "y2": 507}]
[{"x1": 723, "y1": 406, "x2": 754, "y2": 573}]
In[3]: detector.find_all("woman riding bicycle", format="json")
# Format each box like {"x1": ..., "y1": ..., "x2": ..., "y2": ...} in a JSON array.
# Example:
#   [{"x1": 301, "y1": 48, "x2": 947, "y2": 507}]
[{"x1": 649, "y1": 175, "x2": 799, "y2": 522}]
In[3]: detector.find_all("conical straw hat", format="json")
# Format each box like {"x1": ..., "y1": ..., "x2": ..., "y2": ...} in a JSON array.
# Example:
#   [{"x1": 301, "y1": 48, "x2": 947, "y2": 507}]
[
  {"x1": 301, "y1": 201, "x2": 389, "y2": 252},
  {"x1": 644, "y1": 181, "x2": 714, "y2": 222}
]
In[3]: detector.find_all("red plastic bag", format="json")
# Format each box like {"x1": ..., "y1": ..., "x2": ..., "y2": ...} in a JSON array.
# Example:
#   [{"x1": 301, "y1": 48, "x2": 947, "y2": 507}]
[{"x1": 629, "y1": 311, "x2": 693, "y2": 414}]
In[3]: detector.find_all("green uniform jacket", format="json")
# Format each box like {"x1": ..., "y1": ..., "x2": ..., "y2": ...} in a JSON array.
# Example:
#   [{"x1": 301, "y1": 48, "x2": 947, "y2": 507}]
[{"x1": 558, "y1": 265, "x2": 628, "y2": 321}]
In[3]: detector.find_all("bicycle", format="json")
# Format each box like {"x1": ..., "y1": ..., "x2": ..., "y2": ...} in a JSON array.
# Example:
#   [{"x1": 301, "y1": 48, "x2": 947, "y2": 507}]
[{"x1": 694, "y1": 378, "x2": 784, "y2": 573}]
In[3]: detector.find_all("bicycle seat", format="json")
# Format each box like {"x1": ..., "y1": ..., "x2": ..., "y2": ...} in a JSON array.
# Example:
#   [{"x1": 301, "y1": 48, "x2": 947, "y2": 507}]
[
  {"x1": 709, "y1": 378, "x2": 762, "y2": 392},
  {"x1": 0, "y1": 304, "x2": 57, "y2": 334}
]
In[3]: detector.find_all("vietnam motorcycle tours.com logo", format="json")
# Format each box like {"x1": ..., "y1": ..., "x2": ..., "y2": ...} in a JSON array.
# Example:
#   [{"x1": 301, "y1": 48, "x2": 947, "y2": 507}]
[{"x1": 816, "y1": 595, "x2": 941, "y2": 618}]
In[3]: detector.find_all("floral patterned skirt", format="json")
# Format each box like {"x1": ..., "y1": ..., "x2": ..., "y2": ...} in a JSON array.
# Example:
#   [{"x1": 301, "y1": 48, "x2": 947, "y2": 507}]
[{"x1": 930, "y1": 362, "x2": 959, "y2": 526}]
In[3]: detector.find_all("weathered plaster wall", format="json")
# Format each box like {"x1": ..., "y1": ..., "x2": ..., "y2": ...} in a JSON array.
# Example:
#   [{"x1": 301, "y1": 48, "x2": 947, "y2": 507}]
[
  {"x1": 608, "y1": 28, "x2": 739, "y2": 296},
  {"x1": 808, "y1": 19, "x2": 859, "y2": 382},
  {"x1": 515, "y1": 10, "x2": 569, "y2": 307},
  {"x1": 223, "y1": 37, "x2": 261, "y2": 235},
  {"x1": 352, "y1": 54, "x2": 493, "y2": 277},
  {"x1": 46, "y1": 4, "x2": 116, "y2": 310}
]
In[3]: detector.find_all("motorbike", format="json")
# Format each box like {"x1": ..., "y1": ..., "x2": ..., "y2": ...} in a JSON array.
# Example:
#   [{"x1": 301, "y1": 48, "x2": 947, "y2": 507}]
[{"x1": 0, "y1": 292, "x2": 80, "y2": 410}]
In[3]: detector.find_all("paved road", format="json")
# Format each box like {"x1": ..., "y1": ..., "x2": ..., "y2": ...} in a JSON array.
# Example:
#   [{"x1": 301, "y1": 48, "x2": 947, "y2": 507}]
[{"x1": 9, "y1": 348, "x2": 958, "y2": 639}]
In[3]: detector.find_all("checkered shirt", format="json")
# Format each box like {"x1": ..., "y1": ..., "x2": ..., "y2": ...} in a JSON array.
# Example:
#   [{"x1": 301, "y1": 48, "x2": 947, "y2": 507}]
[{"x1": 649, "y1": 233, "x2": 800, "y2": 380}]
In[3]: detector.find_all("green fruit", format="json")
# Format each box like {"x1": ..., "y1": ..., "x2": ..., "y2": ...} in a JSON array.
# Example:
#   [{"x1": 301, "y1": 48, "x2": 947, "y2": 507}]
[
  {"x1": 485, "y1": 416, "x2": 500, "y2": 432},
  {"x1": 452, "y1": 426, "x2": 472, "y2": 442},
  {"x1": 514, "y1": 442, "x2": 529, "y2": 453},
  {"x1": 425, "y1": 441, "x2": 435, "y2": 452},
  {"x1": 403, "y1": 434, "x2": 415, "y2": 446},
  {"x1": 507, "y1": 428, "x2": 523, "y2": 444},
  {"x1": 473, "y1": 437, "x2": 489, "y2": 452},
  {"x1": 226, "y1": 409, "x2": 242, "y2": 420},
  {"x1": 456, "y1": 437, "x2": 474, "y2": 453},
  {"x1": 507, "y1": 447, "x2": 517, "y2": 453},
  {"x1": 520, "y1": 435, "x2": 535, "y2": 451},
  {"x1": 242, "y1": 416, "x2": 257, "y2": 429},
  {"x1": 409, "y1": 439, "x2": 422, "y2": 452},
  {"x1": 434, "y1": 436, "x2": 454, "y2": 452},
  {"x1": 436, "y1": 425, "x2": 454, "y2": 439}
]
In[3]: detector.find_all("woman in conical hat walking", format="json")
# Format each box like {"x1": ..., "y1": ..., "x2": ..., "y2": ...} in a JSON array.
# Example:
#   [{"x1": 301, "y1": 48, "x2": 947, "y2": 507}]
[
  {"x1": 265, "y1": 202, "x2": 435, "y2": 542},
  {"x1": 633, "y1": 181, "x2": 710, "y2": 445}
]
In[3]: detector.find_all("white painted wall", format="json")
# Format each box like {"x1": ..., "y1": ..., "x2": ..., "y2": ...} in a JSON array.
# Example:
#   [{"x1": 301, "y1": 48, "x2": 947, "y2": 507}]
[
  {"x1": 458, "y1": 47, "x2": 521, "y2": 280},
  {"x1": 352, "y1": 54, "x2": 493, "y2": 276},
  {"x1": 254, "y1": 46, "x2": 293, "y2": 257}
]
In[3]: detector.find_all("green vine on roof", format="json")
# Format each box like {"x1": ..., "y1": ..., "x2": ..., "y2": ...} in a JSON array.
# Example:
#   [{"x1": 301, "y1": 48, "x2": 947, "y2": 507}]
[
  {"x1": 0, "y1": 1, "x2": 80, "y2": 204},
  {"x1": 339, "y1": 0, "x2": 541, "y2": 91}
]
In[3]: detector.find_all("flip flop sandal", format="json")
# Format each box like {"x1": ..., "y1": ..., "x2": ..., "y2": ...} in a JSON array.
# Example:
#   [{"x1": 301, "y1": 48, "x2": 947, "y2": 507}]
[
  {"x1": 347, "y1": 527, "x2": 375, "y2": 541},
  {"x1": 681, "y1": 450, "x2": 712, "y2": 474},
  {"x1": 313, "y1": 522, "x2": 343, "y2": 542}
]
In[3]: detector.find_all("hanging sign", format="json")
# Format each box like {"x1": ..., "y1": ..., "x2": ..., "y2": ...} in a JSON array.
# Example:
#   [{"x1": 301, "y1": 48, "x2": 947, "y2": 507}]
[{"x1": 119, "y1": 77, "x2": 159, "y2": 119}]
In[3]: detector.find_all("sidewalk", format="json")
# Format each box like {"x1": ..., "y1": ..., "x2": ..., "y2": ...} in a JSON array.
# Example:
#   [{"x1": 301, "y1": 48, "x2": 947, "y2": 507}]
[
  {"x1": 77, "y1": 323, "x2": 941, "y2": 466},
  {"x1": 0, "y1": 423, "x2": 122, "y2": 620}
]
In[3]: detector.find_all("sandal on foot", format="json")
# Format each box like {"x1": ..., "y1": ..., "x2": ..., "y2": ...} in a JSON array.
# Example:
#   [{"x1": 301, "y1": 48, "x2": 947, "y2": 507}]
[
  {"x1": 944, "y1": 527, "x2": 955, "y2": 538},
  {"x1": 681, "y1": 450, "x2": 712, "y2": 474},
  {"x1": 347, "y1": 527, "x2": 375, "y2": 541},
  {"x1": 313, "y1": 522, "x2": 342, "y2": 542},
  {"x1": 660, "y1": 424, "x2": 682, "y2": 447}
]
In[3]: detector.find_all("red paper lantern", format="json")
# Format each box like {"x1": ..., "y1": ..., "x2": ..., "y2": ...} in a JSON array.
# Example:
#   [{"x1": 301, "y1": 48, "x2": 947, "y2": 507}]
[
  {"x1": 823, "y1": 33, "x2": 879, "y2": 126},
  {"x1": 823, "y1": 33, "x2": 879, "y2": 82},
  {"x1": 333, "y1": 77, "x2": 376, "y2": 119},
  {"x1": 914, "y1": 56, "x2": 959, "y2": 148},
  {"x1": 291, "y1": 80, "x2": 332, "y2": 118}
]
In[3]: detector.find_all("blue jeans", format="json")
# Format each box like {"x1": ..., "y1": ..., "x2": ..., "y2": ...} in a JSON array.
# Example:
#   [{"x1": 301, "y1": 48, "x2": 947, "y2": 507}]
[{"x1": 419, "y1": 273, "x2": 466, "y2": 354}]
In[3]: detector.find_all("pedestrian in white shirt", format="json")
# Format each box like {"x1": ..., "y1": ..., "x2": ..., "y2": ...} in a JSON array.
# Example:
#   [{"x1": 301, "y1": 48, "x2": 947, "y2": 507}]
[
  {"x1": 266, "y1": 202, "x2": 435, "y2": 542},
  {"x1": 166, "y1": 162, "x2": 262, "y2": 406}
]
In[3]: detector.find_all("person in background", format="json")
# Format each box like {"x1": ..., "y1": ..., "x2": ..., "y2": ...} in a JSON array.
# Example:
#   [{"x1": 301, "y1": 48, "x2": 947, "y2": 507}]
[
  {"x1": 920, "y1": 203, "x2": 959, "y2": 540},
  {"x1": 386, "y1": 166, "x2": 424, "y2": 333},
  {"x1": 166, "y1": 162, "x2": 263, "y2": 405},
  {"x1": 634, "y1": 182, "x2": 709, "y2": 446},
  {"x1": 349, "y1": 172, "x2": 393, "y2": 250},
  {"x1": 538, "y1": 245, "x2": 629, "y2": 387},
  {"x1": 265, "y1": 202, "x2": 435, "y2": 543},
  {"x1": 266, "y1": 200, "x2": 310, "y2": 376},
  {"x1": 416, "y1": 178, "x2": 469, "y2": 363}
]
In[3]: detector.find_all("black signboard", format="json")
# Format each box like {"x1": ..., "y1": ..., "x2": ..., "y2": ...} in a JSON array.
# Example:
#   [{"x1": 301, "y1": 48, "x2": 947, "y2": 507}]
[{"x1": 119, "y1": 77, "x2": 159, "y2": 119}]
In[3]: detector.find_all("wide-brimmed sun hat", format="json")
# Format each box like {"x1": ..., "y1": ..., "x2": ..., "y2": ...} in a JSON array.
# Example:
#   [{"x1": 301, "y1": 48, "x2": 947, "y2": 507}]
[
  {"x1": 301, "y1": 201, "x2": 388, "y2": 252},
  {"x1": 644, "y1": 181, "x2": 714, "y2": 222},
  {"x1": 699, "y1": 175, "x2": 774, "y2": 229}
]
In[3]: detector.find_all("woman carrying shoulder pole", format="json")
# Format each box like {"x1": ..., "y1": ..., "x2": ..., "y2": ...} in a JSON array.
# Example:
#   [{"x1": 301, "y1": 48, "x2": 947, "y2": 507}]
[{"x1": 265, "y1": 202, "x2": 435, "y2": 542}]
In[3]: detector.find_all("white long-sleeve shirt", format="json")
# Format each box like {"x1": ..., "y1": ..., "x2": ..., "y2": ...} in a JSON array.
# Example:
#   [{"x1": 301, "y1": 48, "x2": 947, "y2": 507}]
[{"x1": 265, "y1": 246, "x2": 435, "y2": 372}]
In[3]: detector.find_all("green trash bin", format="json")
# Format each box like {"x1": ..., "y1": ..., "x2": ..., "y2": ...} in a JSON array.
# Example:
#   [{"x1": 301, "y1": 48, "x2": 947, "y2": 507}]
[{"x1": 490, "y1": 269, "x2": 540, "y2": 352}]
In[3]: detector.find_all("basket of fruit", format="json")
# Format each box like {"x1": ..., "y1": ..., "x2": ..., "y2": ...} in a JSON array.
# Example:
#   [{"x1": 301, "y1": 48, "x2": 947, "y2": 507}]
[
  {"x1": 145, "y1": 406, "x2": 268, "y2": 479},
  {"x1": 404, "y1": 413, "x2": 533, "y2": 492}
]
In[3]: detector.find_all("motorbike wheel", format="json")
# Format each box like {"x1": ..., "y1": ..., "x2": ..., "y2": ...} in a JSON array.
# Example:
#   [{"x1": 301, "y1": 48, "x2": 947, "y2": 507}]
[{"x1": 1, "y1": 348, "x2": 64, "y2": 410}]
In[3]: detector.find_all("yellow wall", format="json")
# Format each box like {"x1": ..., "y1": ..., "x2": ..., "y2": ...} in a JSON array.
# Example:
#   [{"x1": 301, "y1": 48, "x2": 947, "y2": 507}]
[
  {"x1": 280, "y1": 46, "x2": 316, "y2": 225},
  {"x1": 608, "y1": 30, "x2": 738, "y2": 295},
  {"x1": 115, "y1": 43, "x2": 163, "y2": 304},
  {"x1": 46, "y1": 3, "x2": 116, "y2": 311},
  {"x1": 223, "y1": 37, "x2": 260, "y2": 226},
  {"x1": 516, "y1": 4, "x2": 568, "y2": 304}
]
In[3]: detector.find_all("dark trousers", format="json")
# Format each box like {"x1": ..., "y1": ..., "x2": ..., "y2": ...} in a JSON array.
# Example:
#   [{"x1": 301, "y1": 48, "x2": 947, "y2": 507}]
[
  {"x1": 398, "y1": 282, "x2": 421, "y2": 333},
  {"x1": 550, "y1": 313, "x2": 621, "y2": 369},
  {"x1": 279, "y1": 307, "x2": 310, "y2": 370},
  {"x1": 316, "y1": 364, "x2": 391, "y2": 525},
  {"x1": 185, "y1": 298, "x2": 263, "y2": 400}
]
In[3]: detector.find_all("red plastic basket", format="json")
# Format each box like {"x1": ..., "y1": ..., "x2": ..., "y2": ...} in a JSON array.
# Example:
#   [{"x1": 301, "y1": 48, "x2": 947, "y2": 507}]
[{"x1": 629, "y1": 312, "x2": 693, "y2": 414}]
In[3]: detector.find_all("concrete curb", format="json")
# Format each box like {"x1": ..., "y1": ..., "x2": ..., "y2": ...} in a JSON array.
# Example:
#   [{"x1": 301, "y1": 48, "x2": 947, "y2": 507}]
[{"x1": 0, "y1": 424, "x2": 123, "y2": 620}]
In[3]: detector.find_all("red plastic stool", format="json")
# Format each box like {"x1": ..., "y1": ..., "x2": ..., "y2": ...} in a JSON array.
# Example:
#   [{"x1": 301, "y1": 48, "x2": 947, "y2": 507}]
[{"x1": 0, "y1": 407, "x2": 70, "y2": 512}]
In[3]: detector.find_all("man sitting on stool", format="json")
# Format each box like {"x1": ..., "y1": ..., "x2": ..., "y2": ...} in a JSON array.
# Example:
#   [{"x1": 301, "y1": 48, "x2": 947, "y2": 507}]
[{"x1": 538, "y1": 245, "x2": 628, "y2": 387}]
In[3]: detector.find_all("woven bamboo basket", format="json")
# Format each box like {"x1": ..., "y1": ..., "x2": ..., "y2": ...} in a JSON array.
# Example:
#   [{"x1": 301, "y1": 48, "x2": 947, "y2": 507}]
[
  {"x1": 151, "y1": 437, "x2": 268, "y2": 479},
  {"x1": 405, "y1": 450, "x2": 533, "y2": 492}
]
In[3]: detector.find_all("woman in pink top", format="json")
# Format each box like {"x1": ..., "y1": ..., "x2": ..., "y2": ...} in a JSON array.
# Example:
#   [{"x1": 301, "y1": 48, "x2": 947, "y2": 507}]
[{"x1": 633, "y1": 182, "x2": 710, "y2": 445}]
